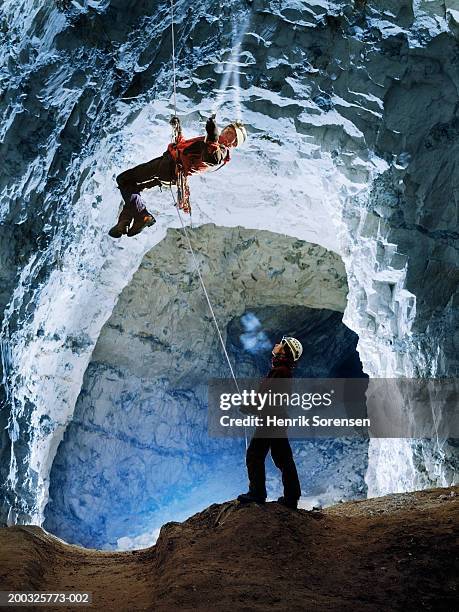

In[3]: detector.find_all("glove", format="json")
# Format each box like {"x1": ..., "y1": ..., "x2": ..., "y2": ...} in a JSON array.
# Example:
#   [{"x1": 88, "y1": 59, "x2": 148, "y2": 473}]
[
  {"x1": 170, "y1": 115, "x2": 182, "y2": 139},
  {"x1": 205, "y1": 115, "x2": 218, "y2": 142}
]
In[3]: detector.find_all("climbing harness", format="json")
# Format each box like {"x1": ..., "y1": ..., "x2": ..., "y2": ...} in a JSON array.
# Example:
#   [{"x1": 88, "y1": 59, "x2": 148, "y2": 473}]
[{"x1": 169, "y1": 1, "x2": 247, "y2": 449}]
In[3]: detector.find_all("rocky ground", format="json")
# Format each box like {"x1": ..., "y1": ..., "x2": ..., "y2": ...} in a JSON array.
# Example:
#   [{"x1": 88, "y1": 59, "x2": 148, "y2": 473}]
[{"x1": 0, "y1": 487, "x2": 457, "y2": 611}]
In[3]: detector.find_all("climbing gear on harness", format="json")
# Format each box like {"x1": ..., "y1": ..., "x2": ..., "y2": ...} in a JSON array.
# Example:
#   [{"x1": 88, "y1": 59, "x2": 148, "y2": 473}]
[
  {"x1": 281, "y1": 336, "x2": 303, "y2": 361},
  {"x1": 176, "y1": 171, "x2": 191, "y2": 214},
  {"x1": 169, "y1": 115, "x2": 192, "y2": 214},
  {"x1": 127, "y1": 211, "x2": 156, "y2": 237}
]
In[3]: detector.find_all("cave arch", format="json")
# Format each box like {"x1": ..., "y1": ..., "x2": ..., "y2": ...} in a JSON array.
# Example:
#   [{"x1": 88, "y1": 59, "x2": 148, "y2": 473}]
[{"x1": 43, "y1": 225, "x2": 366, "y2": 549}]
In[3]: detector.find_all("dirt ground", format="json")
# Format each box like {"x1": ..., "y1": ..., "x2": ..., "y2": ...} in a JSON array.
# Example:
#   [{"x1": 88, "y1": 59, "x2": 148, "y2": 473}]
[{"x1": 0, "y1": 487, "x2": 457, "y2": 611}]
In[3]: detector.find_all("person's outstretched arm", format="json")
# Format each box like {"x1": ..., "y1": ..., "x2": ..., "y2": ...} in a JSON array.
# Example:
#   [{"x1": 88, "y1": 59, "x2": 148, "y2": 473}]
[
  {"x1": 205, "y1": 115, "x2": 219, "y2": 143},
  {"x1": 204, "y1": 116, "x2": 227, "y2": 165}
]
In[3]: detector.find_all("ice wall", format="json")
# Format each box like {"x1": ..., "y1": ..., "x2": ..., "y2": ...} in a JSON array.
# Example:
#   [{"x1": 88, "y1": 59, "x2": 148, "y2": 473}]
[{"x1": 1, "y1": 0, "x2": 458, "y2": 527}]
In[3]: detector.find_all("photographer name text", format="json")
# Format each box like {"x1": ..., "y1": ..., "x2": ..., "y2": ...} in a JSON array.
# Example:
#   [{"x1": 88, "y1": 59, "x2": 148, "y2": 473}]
[{"x1": 220, "y1": 415, "x2": 370, "y2": 428}]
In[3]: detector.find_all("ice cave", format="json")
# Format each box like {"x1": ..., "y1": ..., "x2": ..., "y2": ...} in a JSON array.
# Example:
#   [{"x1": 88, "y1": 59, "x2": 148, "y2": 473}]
[{"x1": 1, "y1": 0, "x2": 458, "y2": 554}]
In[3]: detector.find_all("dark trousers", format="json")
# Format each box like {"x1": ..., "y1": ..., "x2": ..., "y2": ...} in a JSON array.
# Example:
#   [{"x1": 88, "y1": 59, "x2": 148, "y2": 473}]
[
  {"x1": 246, "y1": 434, "x2": 301, "y2": 501},
  {"x1": 116, "y1": 152, "x2": 176, "y2": 212}
]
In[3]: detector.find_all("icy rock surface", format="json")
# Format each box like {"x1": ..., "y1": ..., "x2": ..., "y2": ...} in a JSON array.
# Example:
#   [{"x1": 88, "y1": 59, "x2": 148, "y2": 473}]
[
  {"x1": 0, "y1": 0, "x2": 458, "y2": 527},
  {"x1": 44, "y1": 225, "x2": 367, "y2": 549}
]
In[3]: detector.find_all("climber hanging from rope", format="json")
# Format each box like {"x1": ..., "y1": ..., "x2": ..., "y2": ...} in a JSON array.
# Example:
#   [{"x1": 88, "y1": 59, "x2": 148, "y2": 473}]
[{"x1": 108, "y1": 116, "x2": 247, "y2": 238}]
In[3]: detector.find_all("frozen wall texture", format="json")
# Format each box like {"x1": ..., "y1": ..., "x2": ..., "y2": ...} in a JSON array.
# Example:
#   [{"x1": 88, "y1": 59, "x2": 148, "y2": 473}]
[{"x1": 1, "y1": 0, "x2": 458, "y2": 535}]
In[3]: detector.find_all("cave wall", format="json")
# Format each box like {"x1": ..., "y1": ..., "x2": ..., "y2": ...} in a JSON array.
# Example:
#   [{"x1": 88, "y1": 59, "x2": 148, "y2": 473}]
[{"x1": 0, "y1": 0, "x2": 458, "y2": 526}]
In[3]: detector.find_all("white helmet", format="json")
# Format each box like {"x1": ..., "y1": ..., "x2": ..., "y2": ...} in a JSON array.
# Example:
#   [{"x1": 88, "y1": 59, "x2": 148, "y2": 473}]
[
  {"x1": 226, "y1": 121, "x2": 247, "y2": 146},
  {"x1": 282, "y1": 336, "x2": 303, "y2": 361}
]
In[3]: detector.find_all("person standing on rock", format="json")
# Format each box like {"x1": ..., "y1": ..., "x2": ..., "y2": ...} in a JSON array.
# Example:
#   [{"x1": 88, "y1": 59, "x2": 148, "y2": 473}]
[
  {"x1": 109, "y1": 116, "x2": 247, "y2": 238},
  {"x1": 238, "y1": 336, "x2": 303, "y2": 510}
]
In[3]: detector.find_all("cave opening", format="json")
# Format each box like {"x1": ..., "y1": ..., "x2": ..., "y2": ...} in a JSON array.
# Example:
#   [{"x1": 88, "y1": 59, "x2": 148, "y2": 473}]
[{"x1": 41, "y1": 225, "x2": 369, "y2": 550}]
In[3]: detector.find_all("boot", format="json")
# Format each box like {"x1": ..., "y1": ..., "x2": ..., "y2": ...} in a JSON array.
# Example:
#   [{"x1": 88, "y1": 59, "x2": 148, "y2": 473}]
[
  {"x1": 108, "y1": 205, "x2": 133, "y2": 238},
  {"x1": 127, "y1": 210, "x2": 156, "y2": 237},
  {"x1": 277, "y1": 496, "x2": 298, "y2": 510},
  {"x1": 237, "y1": 492, "x2": 266, "y2": 504}
]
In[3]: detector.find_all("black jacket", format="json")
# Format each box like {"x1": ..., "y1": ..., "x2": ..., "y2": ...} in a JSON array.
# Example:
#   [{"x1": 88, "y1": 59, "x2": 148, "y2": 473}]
[{"x1": 241, "y1": 355, "x2": 294, "y2": 419}]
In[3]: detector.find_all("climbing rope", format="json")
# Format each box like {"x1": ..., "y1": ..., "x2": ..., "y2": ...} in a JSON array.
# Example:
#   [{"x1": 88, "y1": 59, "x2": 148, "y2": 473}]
[
  {"x1": 170, "y1": 188, "x2": 248, "y2": 449},
  {"x1": 169, "y1": 2, "x2": 247, "y2": 449},
  {"x1": 170, "y1": 0, "x2": 191, "y2": 214},
  {"x1": 170, "y1": 0, "x2": 178, "y2": 116},
  {"x1": 170, "y1": 188, "x2": 241, "y2": 390}
]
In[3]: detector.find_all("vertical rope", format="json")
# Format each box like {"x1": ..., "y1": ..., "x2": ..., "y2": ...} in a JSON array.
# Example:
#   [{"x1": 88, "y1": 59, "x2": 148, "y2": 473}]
[
  {"x1": 168, "y1": 1, "x2": 248, "y2": 450},
  {"x1": 171, "y1": 191, "x2": 248, "y2": 450},
  {"x1": 173, "y1": 197, "x2": 240, "y2": 392},
  {"x1": 170, "y1": 0, "x2": 177, "y2": 116}
]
